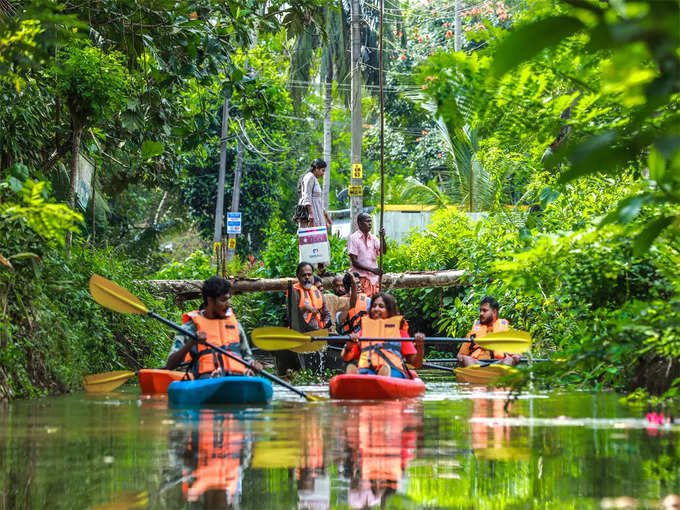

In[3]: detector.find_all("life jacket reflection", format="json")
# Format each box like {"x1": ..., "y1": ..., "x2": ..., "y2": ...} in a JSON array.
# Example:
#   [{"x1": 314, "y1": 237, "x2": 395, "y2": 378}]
[
  {"x1": 344, "y1": 400, "x2": 420, "y2": 505},
  {"x1": 466, "y1": 318, "x2": 510, "y2": 360},
  {"x1": 357, "y1": 316, "x2": 407, "y2": 376},
  {"x1": 183, "y1": 310, "x2": 246, "y2": 378},
  {"x1": 182, "y1": 412, "x2": 244, "y2": 505}
]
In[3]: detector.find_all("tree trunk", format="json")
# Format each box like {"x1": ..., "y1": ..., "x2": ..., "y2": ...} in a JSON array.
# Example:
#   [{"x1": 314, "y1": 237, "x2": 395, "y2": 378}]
[
  {"x1": 142, "y1": 269, "x2": 466, "y2": 300},
  {"x1": 65, "y1": 123, "x2": 83, "y2": 248}
]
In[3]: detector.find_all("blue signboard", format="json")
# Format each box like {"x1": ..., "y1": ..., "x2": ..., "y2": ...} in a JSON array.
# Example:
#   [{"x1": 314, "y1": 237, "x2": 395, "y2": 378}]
[{"x1": 226, "y1": 212, "x2": 242, "y2": 234}]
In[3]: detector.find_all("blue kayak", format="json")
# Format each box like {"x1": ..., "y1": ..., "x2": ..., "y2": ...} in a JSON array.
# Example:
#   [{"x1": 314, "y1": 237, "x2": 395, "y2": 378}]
[{"x1": 167, "y1": 376, "x2": 273, "y2": 406}]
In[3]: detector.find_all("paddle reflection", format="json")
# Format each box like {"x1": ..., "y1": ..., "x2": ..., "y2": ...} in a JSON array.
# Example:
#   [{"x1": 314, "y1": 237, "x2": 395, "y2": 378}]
[
  {"x1": 170, "y1": 410, "x2": 249, "y2": 509},
  {"x1": 469, "y1": 389, "x2": 530, "y2": 461},
  {"x1": 340, "y1": 400, "x2": 423, "y2": 509}
]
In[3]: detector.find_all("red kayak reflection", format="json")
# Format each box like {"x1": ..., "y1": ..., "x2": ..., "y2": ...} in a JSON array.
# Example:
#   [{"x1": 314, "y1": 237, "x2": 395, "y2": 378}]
[{"x1": 341, "y1": 400, "x2": 423, "y2": 509}]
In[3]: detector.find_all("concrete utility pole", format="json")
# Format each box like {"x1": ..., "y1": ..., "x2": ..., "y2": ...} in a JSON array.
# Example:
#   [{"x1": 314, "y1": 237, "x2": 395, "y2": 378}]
[
  {"x1": 454, "y1": 0, "x2": 462, "y2": 52},
  {"x1": 350, "y1": 0, "x2": 363, "y2": 232},
  {"x1": 322, "y1": 74, "x2": 332, "y2": 212},
  {"x1": 226, "y1": 133, "x2": 244, "y2": 261},
  {"x1": 213, "y1": 96, "x2": 229, "y2": 244}
]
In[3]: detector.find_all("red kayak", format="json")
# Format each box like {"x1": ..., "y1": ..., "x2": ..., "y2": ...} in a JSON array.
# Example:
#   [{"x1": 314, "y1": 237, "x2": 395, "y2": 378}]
[
  {"x1": 329, "y1": 373, "x2": 425, "y2": 400},
  {"x1": 138, "y1": 369, "x2": 185, "y2": 394}
]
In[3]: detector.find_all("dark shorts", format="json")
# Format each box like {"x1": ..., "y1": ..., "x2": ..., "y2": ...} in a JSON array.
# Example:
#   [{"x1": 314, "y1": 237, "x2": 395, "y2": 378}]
[{"x1": 358, "y1": 367, "x2": 407, "y2": 379}]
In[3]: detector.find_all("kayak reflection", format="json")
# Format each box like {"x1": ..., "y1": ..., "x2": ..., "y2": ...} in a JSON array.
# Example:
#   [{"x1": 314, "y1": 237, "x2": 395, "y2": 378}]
[
  {"x1": 341, "y1": 400, "x2": 423, "y2": 509},
  {"x1": 469, "y1": 388, "x2": 531, "y2": 461},
  {"x1": 171, "y1": 410, "x2": 249, "y2": 509}
]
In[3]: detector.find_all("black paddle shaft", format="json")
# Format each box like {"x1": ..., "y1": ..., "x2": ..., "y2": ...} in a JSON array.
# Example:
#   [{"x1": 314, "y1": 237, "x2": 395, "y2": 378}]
[
  {"x1": 148, "y1": 311, "x2": 314, "y2": 400},
  {"x1": 312, "y1": 336, "x2": 469, "y2": 342}
]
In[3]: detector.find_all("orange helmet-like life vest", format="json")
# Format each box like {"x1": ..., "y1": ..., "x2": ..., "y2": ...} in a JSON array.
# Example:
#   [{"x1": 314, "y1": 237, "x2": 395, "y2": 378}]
[
  {"x1": 357, "y1": 316, "x2": 407, "y2": 376},
  {"x1": 183, "y1": 310, "x2": 247, "y2": 377},
  {"x1": 293, "y1": 282, "x2": 324, "y2": 326},
  {"x1": 342, "y1": 293, "x2": 370, "y2": 334},
  {"x1": 466, "y1": 318, "x2": 509, "y2": 359}
]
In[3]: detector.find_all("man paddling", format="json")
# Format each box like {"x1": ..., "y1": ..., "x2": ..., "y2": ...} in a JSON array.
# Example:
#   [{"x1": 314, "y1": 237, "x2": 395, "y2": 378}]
[
  {"x1": 166, "y1": 276, "x2": 262, "y2": 378},
  {"x1": 457, "y1": 296, "x2": 521, "y2": 367}
]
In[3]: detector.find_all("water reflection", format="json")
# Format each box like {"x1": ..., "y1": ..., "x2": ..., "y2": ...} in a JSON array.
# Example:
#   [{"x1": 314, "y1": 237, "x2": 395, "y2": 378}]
[
  {"x1": 0, "y1": 386, "x2": 678, "y2": 509},
  {"x1": 169, "y1": 410, "x2": 249, "y2": 509},
  {"x1": 342, "y1": 401, "x2": 422, "y2": 509}
]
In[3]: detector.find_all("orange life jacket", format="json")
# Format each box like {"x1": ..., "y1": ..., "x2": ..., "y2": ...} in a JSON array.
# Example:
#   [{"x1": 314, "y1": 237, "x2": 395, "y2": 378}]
[
  {"x1": 183, "y1": 310, "x2": 246, "y2": 377},
  {"x1": 357, "y1": 316, "x2": 408, "y2": 376},
  {"x1": 465, "y1": 318, "x2": 510, "y2": 360},
  {"x1": 183, "y1": 414, "x2": 243, "y2": 503},
  {"x1": 293, "y1": 282, "x2": 324, "y2": 327},
  {"x1": 342, "y1": 293, "x2": 370, "y2": 334}
]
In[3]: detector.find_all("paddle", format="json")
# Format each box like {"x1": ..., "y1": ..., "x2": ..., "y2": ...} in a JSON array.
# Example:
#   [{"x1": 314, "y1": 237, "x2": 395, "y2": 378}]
[
  {"x1": 252, "y1": 326, "x2": 531, "y2": 354},
  {"x1": 88, "y1": 275, "x2": 326, "y2": 402},
  {"x1": 82, "y1": 370, "x2": 136, "y2": 392}
]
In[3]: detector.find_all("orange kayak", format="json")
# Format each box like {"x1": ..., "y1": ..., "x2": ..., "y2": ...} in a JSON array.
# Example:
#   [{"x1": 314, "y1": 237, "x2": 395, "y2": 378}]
[
  {"x1": 138, "y1": 369, "x2": 185, "y2": 394},
  {"x1": 329, "y1": 373, "x2": 425, "y2": 400}
]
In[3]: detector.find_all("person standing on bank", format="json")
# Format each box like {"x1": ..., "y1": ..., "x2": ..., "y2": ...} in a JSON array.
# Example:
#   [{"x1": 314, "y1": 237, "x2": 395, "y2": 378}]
[
  {"x1": 347, "y1": 212, "x2": 387, "y2": 298},
  {"x1": 296, "y1": 158, "x2": 332, "y2": 231}
]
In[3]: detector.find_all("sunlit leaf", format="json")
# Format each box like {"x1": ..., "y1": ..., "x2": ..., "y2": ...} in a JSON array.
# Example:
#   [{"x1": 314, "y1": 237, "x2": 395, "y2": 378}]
[
  {"x1": 633, "y1": 215, "x2": 676, "y2": 256},
  {"x1": 140, "y1": 140, "x2": 164, "y2": 159},
  {"x1": 492, "y1": 16, "x2": 586, "y2": 77}
]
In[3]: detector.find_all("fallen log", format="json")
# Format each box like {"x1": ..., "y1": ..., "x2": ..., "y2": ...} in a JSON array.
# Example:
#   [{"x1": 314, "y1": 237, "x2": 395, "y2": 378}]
[{"x1": 142, "y1": 269, "x2": 465, "y2": 300}]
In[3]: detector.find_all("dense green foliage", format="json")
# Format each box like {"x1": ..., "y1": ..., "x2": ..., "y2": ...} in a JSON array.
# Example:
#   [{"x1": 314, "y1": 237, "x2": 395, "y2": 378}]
[{"x1": 1, "y1": 0, "x2": 678, "y2": 401}]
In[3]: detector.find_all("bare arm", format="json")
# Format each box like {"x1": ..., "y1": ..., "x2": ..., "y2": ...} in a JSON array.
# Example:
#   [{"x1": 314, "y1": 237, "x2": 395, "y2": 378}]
[
  {"x1": 349, "y1": 253, "x2": 382, "y2": 276},
  {"x1": 404, "y1": 333, "x2": 425, "y2": 369}
]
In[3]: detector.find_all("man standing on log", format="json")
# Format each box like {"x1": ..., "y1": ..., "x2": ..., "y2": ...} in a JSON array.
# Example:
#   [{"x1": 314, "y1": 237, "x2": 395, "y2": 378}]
[{"x1": 347, "y1": 213, "x2": 387, "y2": 298}]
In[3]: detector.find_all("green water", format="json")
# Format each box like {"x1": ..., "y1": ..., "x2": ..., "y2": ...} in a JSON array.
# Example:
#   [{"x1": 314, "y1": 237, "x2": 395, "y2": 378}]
[{"x1": 1, "y1": 373, "x2": 678, "y2": 509}]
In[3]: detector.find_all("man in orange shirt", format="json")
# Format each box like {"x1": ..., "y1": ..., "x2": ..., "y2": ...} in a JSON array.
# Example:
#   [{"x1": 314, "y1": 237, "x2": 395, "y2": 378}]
[{"x1": 457, "y1": 296, "x2": 521, "y2": 367}]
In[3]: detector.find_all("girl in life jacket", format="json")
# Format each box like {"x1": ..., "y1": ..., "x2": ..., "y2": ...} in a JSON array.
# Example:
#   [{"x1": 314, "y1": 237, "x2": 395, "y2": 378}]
[
  {"x1": 166, "y1": 276, "x2": 263, "y2": 379},
  {"x1": 340, "y1": 293, "x2": 424, "y2": 379}
]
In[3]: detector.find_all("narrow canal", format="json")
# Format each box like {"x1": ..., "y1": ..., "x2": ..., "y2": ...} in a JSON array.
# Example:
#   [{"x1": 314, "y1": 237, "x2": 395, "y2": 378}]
[{"x1": 1, "y1": 372, "x2": 678, "y2": 509}]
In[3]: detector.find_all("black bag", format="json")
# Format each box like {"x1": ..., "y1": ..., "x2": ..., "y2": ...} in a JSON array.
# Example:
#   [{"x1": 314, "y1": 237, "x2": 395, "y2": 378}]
[{"x1": 292, "y1": 204, "x2": 309, "y2": 223}]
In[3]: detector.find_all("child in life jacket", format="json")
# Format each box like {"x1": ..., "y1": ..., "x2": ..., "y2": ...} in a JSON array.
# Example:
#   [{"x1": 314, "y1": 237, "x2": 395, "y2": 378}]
[
  {"x1": 166, "y1": 276, "x2": 263, "y2": 378},
  {"x1": 340, "y1": 293, "x2": 424, "y2": 378}
]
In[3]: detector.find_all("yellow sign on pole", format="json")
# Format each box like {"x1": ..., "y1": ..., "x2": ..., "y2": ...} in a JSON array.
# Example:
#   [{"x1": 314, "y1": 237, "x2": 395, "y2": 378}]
[
  {"x1": 228, "y1": 238, "x2": 236, "y2": 249},
  {"x1": 348, "y1": 185, "x2": 363, "y2": 197},
  {"x1": 351, "y1": 163, "x2": 363, "y2": 179}
]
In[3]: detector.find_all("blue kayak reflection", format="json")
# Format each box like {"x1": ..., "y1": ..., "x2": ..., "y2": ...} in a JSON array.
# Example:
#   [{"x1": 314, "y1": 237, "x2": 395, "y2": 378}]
[{"x1": 169, "y1": 409, "x2": 250, "y2": 509}]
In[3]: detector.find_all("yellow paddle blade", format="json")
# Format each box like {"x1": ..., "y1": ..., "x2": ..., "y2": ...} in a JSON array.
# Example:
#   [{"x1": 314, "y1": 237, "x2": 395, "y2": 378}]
[
  {"x1": 251, "y1": 327, "x2": 330, "y2": 352},
  {"x1": 82, "y1": 370, "x2": 135, "y2": 392},
  {"x1": 473, "y1": 329, "x2": 531, "y2": 354},
  {"x1": 251, "y1": 327, "x2": 306, "y2": 350},
  {"x1": 291, "y1": 329, "x2": 329, "y2": 353},
  {"x1": 89, "y1": 275, "x2": 148, "y2": 315}
]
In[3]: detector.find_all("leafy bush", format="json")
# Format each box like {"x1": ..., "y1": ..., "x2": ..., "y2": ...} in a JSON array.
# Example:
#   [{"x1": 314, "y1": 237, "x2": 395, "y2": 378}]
[{"x1": 0, "y1": 174, "x2": 178, "y2": 399}]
